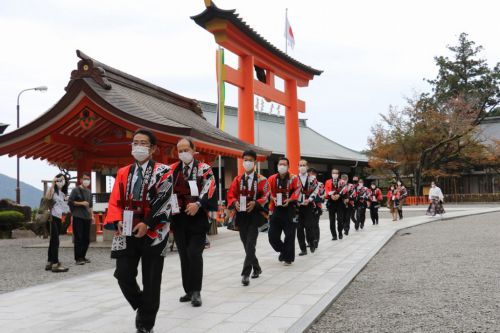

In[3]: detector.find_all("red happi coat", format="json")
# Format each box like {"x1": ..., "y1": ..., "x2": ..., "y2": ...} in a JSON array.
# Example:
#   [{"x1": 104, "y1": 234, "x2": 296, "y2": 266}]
[
  {"x1": 367, "y1": 188, "x2": 383, "y2": 206},
  {"x1": 297, "y1": 174, "x2": 320, "y2": 206},
  {"x1": 105, "y1": 161, "x2": 173, "y2": 241},
  {"x1": 169, "y1": 160, "x2": 217, "y2": 212},
  {"x1": 227, "y1": 172, "x2": 270, "y2": 212},
  {"x1": 267, "y1": 173, "x2": 301, "y2": 213}
]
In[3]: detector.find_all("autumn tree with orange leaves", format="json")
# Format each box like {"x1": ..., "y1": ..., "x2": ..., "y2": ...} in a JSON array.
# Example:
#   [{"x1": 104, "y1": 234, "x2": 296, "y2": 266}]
[{"x1": 369, "y1": 33, "x2": 500, "y2": 195}]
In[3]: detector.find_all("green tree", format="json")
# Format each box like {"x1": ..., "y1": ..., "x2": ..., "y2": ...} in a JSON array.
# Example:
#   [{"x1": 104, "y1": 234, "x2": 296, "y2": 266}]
[{"x1": 369, "y1": 33, "x2": 500, "y2": 195}]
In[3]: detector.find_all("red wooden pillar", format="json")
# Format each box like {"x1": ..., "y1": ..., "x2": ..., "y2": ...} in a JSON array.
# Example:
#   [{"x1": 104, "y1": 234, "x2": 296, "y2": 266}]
[
  {"x1": 237, "y1": 54, "x2": 255, "y2": 173},
  {"x1": 76, "y1": 154, "x2": 93, "y2": 189},
  {"x1": 285, "y1": 79, "x2": 300, "y2": 174}
]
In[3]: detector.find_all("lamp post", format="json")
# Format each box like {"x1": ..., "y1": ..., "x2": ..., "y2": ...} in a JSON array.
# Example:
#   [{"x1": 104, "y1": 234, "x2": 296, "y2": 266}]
[{"x1": 16, "y1": 86, "x2": 48, "y2": 204}]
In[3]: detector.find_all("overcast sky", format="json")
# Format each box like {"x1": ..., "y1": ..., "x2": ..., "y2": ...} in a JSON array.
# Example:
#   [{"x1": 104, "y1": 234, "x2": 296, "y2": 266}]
[{"x1": 1, "y1": 0, "x2": 499, "y2": 192}]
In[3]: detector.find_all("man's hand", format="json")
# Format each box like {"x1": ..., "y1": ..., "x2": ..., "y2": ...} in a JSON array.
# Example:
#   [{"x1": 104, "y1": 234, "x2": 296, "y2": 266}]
[
  {"x1": 235, "y1": 201, "x2": 241, "y2": 212},
  {"x1": 247, "y1": 201, "x2": 256, "y2": 212},
  {"x1": 115, "y1": 221, "x2": 123, "y2": 236},
  {"x1": 185, "y1": 203, "x2": 200, "y2": 216},
  {"x1": 133, "y1": 222, "x2": 148, "y2": 238},
  {"x1": 80, "y1": 201, "x2": 90, "y2": 207},
  {"x1": 283, "y1": 199, "x2": 290, "y2": 207}
]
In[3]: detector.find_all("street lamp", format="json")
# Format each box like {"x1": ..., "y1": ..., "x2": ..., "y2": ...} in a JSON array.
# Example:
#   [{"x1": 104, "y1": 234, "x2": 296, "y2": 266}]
[{"x1": 16, "y1": 86, "x2": 48, "y2": 204}]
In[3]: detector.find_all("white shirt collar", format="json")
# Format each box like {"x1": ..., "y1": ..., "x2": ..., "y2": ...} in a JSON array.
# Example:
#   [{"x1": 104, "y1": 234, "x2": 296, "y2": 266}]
[
  {"x1": 182, "y1": 160, "x2": 194, "y2": 169},
  {"x1": 136, "y1": 161, "x2": 149, "y2": 174}
]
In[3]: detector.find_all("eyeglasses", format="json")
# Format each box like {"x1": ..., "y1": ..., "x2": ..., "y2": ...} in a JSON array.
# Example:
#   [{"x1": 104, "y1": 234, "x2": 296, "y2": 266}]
[{"x1": 131, "y1": 141, "x2": 151, "y2": 147}]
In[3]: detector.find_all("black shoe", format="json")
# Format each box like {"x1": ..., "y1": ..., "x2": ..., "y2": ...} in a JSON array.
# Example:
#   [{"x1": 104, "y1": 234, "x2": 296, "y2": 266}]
[
  {"x1": 310, "y1": 244, "x2": 316, "y2": 253},
  {"x1": 345, "y1": 230, "x2": 349, "y2": 236},
  {"x1": 355, "y1": 228, "x2": 359, "y2": 231},
  {"x1": 241, "y1": 275, "x2": 250, "y2": 286},
  {"x1": 179, "y1": 293, "x2": 192, "y2": 302},
  {"x1": 339, "y1": 233, "x2": 343, "y2": 239},
  {"x1": 75, "y1": 259, "x2": 85, "y2": 265},
  {"x1": 278, "y1": 253, "x2": 284, "y2": 262},
  {"x1": 83, "y1": 258, "x2": 91, "y2": 263},
  {"x1": 251, "y1": 269, "x2": 262, "y2": 279},
  {"x1": 299, "y1": 250, "x2": 307, "y2": 256},
  {"x1": 191, "y1": 291, "x2": 202, "y2": 307},
  {"x1": 136, "y1": 327, "x2": 153, "y2": 333},
  {"x1": 332, "y1": 236, "x2": 337, "y2": 241},
  {"x1": 313, "y1": 240, "x2": 319, "y2": 249},
  {"x1": 45, "y1": 262, "x2": 53, "y2": 271}
]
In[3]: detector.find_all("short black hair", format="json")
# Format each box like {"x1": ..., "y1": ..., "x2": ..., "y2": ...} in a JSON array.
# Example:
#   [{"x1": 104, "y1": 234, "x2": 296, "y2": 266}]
[
  {"x1": 133, "y1": 128, "x2": 157, "y2": 146},
  {"x1": 307, "y1": 167, "x2": 316, "y2": 174},
  {"x1": 81, "y1": 172, "x2": 91, "y2": 179},
  {"x1": 278, "y1": 157, "x2": 289, "y2": 165},
  {"x1": 242, "y1": 149, "x2": 257, "y2": 160},
  {"x1": 178, "y1": 136, "x2": 195, "y2": 149}
]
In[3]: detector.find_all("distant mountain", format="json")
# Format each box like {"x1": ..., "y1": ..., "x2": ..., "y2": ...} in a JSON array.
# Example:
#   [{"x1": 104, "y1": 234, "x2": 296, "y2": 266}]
[{"x1": 0, "y1": 173, "x2": 43, "y2": 208}]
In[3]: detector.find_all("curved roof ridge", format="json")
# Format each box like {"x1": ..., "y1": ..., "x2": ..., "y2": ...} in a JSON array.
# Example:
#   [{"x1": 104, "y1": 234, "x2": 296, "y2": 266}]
[{"x1": 191, "y1": 1, "x2": 322, "y2": 77}]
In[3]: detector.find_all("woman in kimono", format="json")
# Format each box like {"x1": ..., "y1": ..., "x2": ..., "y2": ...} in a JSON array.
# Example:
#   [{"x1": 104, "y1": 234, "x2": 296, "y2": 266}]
[{"x1": 426, "y1": 181, "x2": 445, "y2": 216}]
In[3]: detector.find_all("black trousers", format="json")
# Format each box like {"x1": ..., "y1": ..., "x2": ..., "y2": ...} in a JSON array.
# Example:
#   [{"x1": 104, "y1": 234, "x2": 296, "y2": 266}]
[
  {"x1": 350, "y1": 205, "x2": 357, "y2": 224},
  {"x1": 328, "y1": 204, "x2": 343, "y2": 239},
  {"x1": 297, "y1": 204, "x2": 316, "y2": 252},
  {"x1": 369, "y1": 205, "x2": 379, "y2": 224},
  {"x1": 268, "y1": 206, "x2": 296, "y2": 262},
  {"x1": 171, "y1": 212, "x2": 207, "y2": 294},
  {"x1": 355, "y1": 206, "x2": 366, "y2": 229},
  {"x1": 236, "y1": 212, "x2": 261, "y2": 276},
  {"x1": 398, "y1": 206, "x2": 404, "y2": 219},
  {"x1": 48, "y1": 216, "x2": 62, "y2": 263},
  {"x1": 114, "y1": 236, "x2": 165, "y2": 330},
  {"x1": 73, "y1": 217, "x2": 90, "y2": 261},
  {"x1": 313, "y1": 207, "x2": 321, "y2": 245},
  {"x1": 342, "y1": 206, "x2": 352, "y2": 233}
]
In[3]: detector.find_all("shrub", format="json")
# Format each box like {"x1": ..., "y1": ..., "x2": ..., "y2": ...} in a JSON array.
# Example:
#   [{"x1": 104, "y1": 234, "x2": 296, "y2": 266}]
[{"x1": 0, "y1": 211, "x2": 25, "y2": 239}]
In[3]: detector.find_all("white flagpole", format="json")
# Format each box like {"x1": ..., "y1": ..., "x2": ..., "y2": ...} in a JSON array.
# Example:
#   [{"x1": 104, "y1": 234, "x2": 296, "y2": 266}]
[{"x1": 285, "y1": 8, "x2": 288, "y2": 55}]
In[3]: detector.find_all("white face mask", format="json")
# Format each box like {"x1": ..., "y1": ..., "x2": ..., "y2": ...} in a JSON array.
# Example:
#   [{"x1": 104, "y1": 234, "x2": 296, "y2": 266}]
[
  {"x1": 431, "y1": 184, "x2": 436, "y2": 188},
  {"x1": 179, "y1": 151, "x2": 194, "y2": 164},
  {"x1": 299, "y1": 166, "x2": 307, "y2": 174},
  {"x1": 132, "y1": 145, "x2": 150, "y2": 162},
  {"x1": 56, "y1": 180, "x2": 65, "y2": 188},
  {"x1": 310, "y1": 175, "x2": 316, "y2": 180},
  {"x1": 82, "y1": 179, "x2": 90, "y2": 187},
  {"x1": 359, "y1": 183, "x2": 364, "y2": 187},
  {"x1": 243, "y1": 161, "x2": 255, "y2": 172},
  {"x1": 277, "y1": 165, "x2": 288, "y2": 175},
  {"x1": 332, "y1": 174, "x2": 338, "y2": 179}
]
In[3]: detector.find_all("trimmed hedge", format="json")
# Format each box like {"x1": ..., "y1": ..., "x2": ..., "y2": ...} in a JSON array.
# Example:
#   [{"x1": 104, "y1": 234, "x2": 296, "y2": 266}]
[{"x1": 0, "y1": 210, "x2": 25, "y2": 239}]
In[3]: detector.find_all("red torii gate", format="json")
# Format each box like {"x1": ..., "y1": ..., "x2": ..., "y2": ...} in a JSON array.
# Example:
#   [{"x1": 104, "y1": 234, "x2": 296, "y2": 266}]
[{"x1": 192, "y1": 1, "x2": 322, "y2": 173}]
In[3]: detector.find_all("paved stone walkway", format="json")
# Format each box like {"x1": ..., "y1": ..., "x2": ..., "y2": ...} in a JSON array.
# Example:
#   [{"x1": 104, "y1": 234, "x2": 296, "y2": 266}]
[{"x1": 1, "y1": 206, "x2": 498, "y2": 333}]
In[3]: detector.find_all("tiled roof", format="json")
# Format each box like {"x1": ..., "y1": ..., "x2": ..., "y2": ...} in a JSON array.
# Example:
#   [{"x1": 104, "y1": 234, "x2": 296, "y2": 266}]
[{"x1": 200, "y1": 101, "x2": 368, "y2": 163}]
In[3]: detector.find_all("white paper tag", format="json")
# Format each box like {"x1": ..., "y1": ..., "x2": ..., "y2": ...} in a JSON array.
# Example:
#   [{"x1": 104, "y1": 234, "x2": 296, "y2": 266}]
[
  {"x1": 122, "y1": 210, "x2": 134, "y2": 236},
  {"x1": 171, "y1": 194, "x2": 180, "y2": 214},
  {"x1": 276, "y1": 193, "x2": 283, "y2": 206},
  {"x1": 240, "y1": 195, "x2": 247, "y2": 212},
  {"x1": 188, "y1": 180, "x2": 199, "y2": 197}
]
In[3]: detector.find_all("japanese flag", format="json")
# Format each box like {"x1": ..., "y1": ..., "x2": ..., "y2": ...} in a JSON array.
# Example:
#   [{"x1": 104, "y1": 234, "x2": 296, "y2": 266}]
[{"x1": 284, "y1": 14, "x2": 295, "y2": 50}]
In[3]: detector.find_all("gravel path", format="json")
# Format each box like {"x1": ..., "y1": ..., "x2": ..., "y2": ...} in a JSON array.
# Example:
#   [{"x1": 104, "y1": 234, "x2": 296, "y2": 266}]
[
  {"x1": 308, "y1": 211, "x2": 500, "y2": 333},
  {"x1": 0, "y1": 235, "x2": 114, "y2": 294}
]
